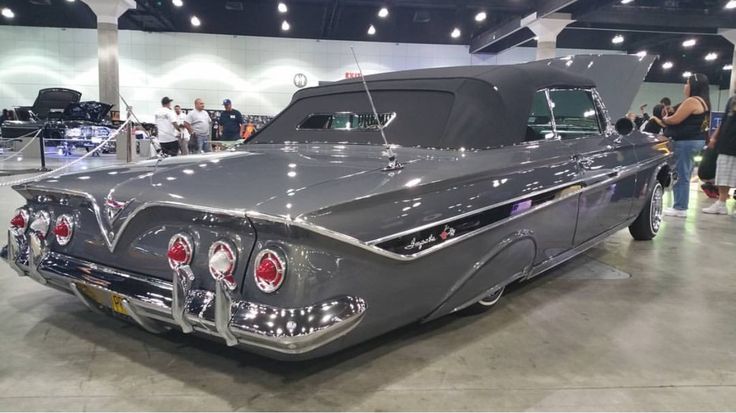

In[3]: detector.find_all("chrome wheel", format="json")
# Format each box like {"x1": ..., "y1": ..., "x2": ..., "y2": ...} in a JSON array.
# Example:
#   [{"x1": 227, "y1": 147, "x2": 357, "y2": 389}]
[
  {"x1": 649, "y1": 183, "x2": 664, "y2": 234},
  {"x1": 477, "y1": 286, "x2": 504, "y2": 307}
]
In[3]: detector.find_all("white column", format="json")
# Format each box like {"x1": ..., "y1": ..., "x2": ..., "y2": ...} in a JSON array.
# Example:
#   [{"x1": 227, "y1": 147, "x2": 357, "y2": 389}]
[
  {"x1": 720, "y1": 29, "x2": 736, "y2": 97},
  {"x1": 82, "y1": 0, "x2": 136, "y2": 111},
  {"x1": 527, "y1": 13, "x2": 574, "y2": 61}
]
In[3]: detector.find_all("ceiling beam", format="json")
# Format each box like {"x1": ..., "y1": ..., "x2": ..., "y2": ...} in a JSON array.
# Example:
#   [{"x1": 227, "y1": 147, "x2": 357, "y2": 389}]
[
  {"x1": 469, "y1": 0, "x2": 579, "y2": 53},
  {"x1": 573, "y1": 7, "x2": 736, "y2": 30}
]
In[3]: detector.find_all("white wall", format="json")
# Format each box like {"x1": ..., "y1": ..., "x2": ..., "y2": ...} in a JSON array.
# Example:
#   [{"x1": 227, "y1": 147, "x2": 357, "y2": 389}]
[
  {"x1": 3, "y1": 25, "x2": 728, "y2": 122},
  {"x1": 630, "y1": 83, "x2": 732, "y2": 115}
]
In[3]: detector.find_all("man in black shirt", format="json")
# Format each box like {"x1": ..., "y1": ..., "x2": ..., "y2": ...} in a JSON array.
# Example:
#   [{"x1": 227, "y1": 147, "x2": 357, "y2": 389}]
[
  {"x1": 702, "y1": 95, "x2": 736, "y2": 215},
  {"x1": 218, "y1": 99, "x2": 244, "y2": 141}
]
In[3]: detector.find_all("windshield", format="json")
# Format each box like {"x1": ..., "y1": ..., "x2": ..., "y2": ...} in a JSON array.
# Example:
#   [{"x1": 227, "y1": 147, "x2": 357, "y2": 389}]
[{"x1": 252, "y1": 90, "x2": 455, "y2": 147}]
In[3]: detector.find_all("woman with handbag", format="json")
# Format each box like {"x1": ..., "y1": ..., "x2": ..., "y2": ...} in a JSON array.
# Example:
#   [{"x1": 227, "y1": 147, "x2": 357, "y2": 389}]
[
  {"x1": 702, "y1": 95, "x2": 736, "y2": 215},
  {"x1": 661, "y1": 73, "x2": 711, "y2": 218}
]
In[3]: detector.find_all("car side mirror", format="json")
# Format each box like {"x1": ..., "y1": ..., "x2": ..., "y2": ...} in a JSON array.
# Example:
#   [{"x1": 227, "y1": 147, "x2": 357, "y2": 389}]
[{"x1": 614, "y1": 117, "x2": 635, "y2": 136}]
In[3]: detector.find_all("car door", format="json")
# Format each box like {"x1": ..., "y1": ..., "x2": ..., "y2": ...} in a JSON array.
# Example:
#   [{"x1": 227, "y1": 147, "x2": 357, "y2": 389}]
[{"x1": 546, "y1": 88, "x2": 639, "y2": 245}]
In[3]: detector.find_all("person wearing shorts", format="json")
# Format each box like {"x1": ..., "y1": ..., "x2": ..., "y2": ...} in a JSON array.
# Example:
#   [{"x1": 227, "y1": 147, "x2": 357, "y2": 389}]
[{"x1": 702, "y1": 95, "x2": 736, "y2": 215}]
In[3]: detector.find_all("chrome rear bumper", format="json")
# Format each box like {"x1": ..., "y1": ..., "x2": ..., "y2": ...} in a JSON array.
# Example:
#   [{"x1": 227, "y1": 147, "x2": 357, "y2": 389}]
[{"x1": 6, "y1": 231, "x2": 366, "y2": 355}]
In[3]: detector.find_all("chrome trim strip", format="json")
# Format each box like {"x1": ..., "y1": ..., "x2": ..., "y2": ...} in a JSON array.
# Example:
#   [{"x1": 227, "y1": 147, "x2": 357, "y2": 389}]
[
  {"x1": 214, "y1": 278, "x2": 238, "y2": 346},
  {"x1": 19, "y1": 154, "x2": 670, "y2": 262}
]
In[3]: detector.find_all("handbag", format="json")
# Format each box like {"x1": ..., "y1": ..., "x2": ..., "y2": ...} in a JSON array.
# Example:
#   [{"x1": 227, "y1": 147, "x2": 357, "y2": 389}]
[{"x1": 698, "y1": 147, "x2": 718, "y2": 181}]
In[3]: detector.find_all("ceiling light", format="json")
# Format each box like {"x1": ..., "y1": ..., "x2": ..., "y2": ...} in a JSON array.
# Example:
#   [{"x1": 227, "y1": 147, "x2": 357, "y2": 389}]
[
  {"x1": 611, "y1": 34, "x2": 624, "y2": 44},
  {"x1": 451, "y1": 27, "x2": 461, "y2": 39},
  {"x1": 705, "y1": 52, "x2": 718, "y2": 61},
  {"x1": 662, "y1": 61, "x2": 673, "y2": 70},
  {"x1": 1, "y1": 8, "x2": 14, "y2": 18},
  {"x1": 635, "y1": 50, "x2": 647, "y2": 57},
  {"x1": 367, "y1": 24, "x2": 376, "y2": 35},
  {"x1": 281, "y1": 20, "x2": 290, "y2": 31},
  {"x1": 682, "y1": 38, "x2": 696, "y2": 47},
  {"x1": 682, "y1": 71, "x2": 692, "y2": 78},
  {"x1": 66, "y1": 0, "x2": 76, "y2": 2},
  {"x1": 475, "y1": 11, "x2": 486, "y2": 22},
  {"x1": 278, "y1": 2, "x2": 287, "y2": 13},
  {"x1": 726, "y1": 1, "x2": 736, "y2": 9},
  {"x1": 621, "y1": 0, "x2": 634, "y2": 3},
  {"x1": 378, "y1": 7, "x2": 389, "y2": 18},
  {"x1": 190, "y1": 16, "x2": 200, "y2": 26},
  {"x1": 172, "y1": 0, "x2": 183, "y2": 6},
  {"x1": 725, "y1": 64, "x2": 734, "y2": 71}
]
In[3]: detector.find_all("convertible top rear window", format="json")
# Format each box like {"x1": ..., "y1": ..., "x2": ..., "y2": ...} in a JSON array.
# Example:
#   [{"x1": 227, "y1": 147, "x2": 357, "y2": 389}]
[{"x1": 252, "y1": 90, "x2": 456, "y2": 147}]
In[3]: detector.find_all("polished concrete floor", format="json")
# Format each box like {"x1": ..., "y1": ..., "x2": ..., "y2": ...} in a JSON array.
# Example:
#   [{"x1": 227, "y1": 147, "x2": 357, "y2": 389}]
[{"x1": 0, "y1": 177, "x2": 735, "y2": 411}]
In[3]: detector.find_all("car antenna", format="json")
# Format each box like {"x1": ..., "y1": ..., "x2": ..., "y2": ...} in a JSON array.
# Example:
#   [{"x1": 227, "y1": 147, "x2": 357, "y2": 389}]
[{"x1": 349, "y1": 46, "x2": 403, "y2": 171}]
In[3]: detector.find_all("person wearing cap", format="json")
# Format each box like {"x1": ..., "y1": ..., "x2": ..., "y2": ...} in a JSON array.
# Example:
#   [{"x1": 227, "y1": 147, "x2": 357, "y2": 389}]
[
  {"x1": 218, "y1": 99, "x2": 244, "y2": 142},
  {"x1": 154, "y1": 97, "x2": 181, "y2": 157}
]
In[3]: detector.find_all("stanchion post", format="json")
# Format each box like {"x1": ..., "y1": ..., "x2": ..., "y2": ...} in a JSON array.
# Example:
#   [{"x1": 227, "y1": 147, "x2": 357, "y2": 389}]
[{"x1": 38, "y1": 126, "x2": 48, "y2": 171}]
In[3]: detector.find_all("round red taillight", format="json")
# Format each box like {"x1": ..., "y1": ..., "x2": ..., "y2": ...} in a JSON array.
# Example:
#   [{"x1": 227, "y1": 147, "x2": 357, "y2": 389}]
[
  {"x1": 167, "y1": 233, "x2": 193, "y2": 269},
  {"x1": 253, "y1": 249, "x2": 286, "y2": 293},
  {"x1": 53, "y1": 214, "x2": 74, "y2": 246},
  {"x1": 9, "y1": 209, "x2": 29, "y2": 233},
  {"x1": 209, "y1": 240, "x2": 237, "y2": 290}
]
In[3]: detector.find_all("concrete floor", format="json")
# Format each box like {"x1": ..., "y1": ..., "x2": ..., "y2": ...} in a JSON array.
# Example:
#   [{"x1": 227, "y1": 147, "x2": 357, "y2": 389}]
[{"x1": 0, "y1": 176, "x2": 735, "y2": 411}]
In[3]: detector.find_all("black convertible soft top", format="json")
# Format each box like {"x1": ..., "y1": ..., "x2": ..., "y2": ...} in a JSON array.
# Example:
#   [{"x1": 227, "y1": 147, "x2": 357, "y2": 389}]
[{"x1": 254, "y1": 55, "x2": 654, "y2": 149}]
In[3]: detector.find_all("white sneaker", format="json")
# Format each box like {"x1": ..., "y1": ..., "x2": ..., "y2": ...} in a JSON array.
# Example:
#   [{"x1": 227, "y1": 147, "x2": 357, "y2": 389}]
[
  {"x1": 663, "y1": 208, "x2": 687, "y2": 218},
  {"x1": 702, "y1": 201, "x2": 728, "y2": 215}
]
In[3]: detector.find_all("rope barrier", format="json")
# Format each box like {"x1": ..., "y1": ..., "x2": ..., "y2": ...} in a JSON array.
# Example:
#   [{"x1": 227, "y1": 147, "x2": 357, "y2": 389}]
[
  {"x1": 0, "y1": 128, "x2": 43, "y2": 162},
  {"x1": 0, "y1": 118, "x2": 133, "y2": 187}
]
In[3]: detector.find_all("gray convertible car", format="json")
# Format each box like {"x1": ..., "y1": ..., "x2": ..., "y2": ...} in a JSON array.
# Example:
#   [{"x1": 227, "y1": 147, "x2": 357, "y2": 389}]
[{"x1": 5, "y1": 55, "x2": 672, "y2": 360}]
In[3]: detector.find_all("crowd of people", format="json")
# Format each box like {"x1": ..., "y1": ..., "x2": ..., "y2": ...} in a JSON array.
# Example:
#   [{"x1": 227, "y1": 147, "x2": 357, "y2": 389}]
[
  {"x1": 630, "y1": 74, "x2": 736, "y2": 219},
  {"x1": 153, "y1": 96, "x2": 255, "y2": 157}
]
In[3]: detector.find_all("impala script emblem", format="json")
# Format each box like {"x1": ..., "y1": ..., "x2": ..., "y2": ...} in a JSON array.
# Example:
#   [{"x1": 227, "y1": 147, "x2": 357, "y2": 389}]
[{"x1": 404, "y1": 225, "x2": 456, "y2": 251}]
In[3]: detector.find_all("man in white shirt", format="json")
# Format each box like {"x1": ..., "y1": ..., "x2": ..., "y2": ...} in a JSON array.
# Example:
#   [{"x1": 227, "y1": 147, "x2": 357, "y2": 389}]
[
  {"x1": 174, "y1": 105, "x2": 190, "y2": 155},
  {"x1": 184, "y1": 98, "x2": 212, "y2": 153},
  {"x1": 154, "y1": 97, "x2": 180, "y2": 157}
]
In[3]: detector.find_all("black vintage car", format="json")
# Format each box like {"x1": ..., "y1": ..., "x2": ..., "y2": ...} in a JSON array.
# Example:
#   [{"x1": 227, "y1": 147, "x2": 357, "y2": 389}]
[{"x1": 0, "y1": 88, "x2": 115, "y2": 154}]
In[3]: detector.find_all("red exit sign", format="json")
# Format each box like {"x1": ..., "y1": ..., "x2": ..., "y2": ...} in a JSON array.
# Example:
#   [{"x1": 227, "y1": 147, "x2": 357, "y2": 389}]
[{"x1": 344, "y1": 72, "x2": 361, "y2": 79}]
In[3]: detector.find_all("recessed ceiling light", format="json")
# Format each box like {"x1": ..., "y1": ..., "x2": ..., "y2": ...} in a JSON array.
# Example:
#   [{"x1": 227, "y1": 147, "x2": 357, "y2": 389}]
[
  {"x1": 451, "y1": 27, "x2": 461, "y2": 38},
  {"x1": 475, "y1": 11, "x2": 486, "y2": 22},
  {"x1": 682, "y1": 71, "x2": 692, "y2": 78},
  {"x1": 378, "y1": 7, "x2": 389, "y2": 18},
  {"x1": 278, "y1": 2, "x2": 287, "y2": 13},
  {"x1": 726, "y1": 1, "x2": 736, "y2": 9},
  {"x1": 725, "y1": 64, "x2": 734, "y2": 71},
  {"x1": 621, "y1": 0, "x2": 634, "y2": 3},
  {"x1": 1, "y1": 7, "x2": 14, "y2": 18},
  {"x1": 705, "y1": 52, "x2": 718, "y2": 61},
  {"x1": 367, "y1": 24, "x2": 376, "y2": 35},
  {"x1": 281, "y1": 20, "x2": 290, "y2": 31},
  {"x1": 66, "y1": 0, "x2": 76, "y2": 2},
  {"x1": 662, "y1": 61, "x2": 674, "y2": 70},
  {"x1": 172, "y1": 0, "x2": 183, "y2": 6},
  {"x1": 682, "y1": 38, "x2": 696, "y2": 47},
  {"x1": 612, "y1": 34, "x2": 624, "y2": 44},
  {"x1": 635, "y1": 50, "x2": 647, "y2": 57},
  {"x1": 190, "y1": 16, "x2": 200, "y2": 26}
]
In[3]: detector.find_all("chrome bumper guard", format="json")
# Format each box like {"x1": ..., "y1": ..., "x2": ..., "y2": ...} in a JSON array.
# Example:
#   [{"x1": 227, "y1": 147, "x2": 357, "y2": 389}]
[{"x1": 6, "y1": 231, "x2": 366, "y2": 355}]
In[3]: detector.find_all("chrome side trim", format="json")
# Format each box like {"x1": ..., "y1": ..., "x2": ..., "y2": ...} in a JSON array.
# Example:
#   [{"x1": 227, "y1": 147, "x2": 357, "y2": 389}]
[{"x1": 20, "y1": 153, "x2": 670, "y2": 263}]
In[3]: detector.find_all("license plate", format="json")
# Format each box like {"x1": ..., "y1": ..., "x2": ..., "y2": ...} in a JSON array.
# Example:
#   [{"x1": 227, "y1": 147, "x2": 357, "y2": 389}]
[{"x1": 76, "y1": 284, "x2": 128, "y2": 316}]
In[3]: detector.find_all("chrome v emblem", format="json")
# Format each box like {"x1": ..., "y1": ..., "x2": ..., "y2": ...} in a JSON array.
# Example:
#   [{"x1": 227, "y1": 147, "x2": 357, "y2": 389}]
[{"x1": 104, "y1": 196, "x2": 132, "y2": 223}]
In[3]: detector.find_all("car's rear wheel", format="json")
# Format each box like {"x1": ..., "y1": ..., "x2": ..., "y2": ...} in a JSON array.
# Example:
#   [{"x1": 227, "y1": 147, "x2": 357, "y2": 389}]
[
  {"x1": 460, "y1": 286, "x2": 505, "y2": 315},
  {"x1": 629, "y1": 182, "x2": 664, "y2": 240}
]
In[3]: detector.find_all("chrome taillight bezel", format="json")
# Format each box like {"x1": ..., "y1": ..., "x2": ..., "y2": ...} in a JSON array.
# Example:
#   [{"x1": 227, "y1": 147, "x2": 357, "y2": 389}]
[
  {"x1": 29, "y1": 210, "x2": 51, "y2": 239},
  {"x1": 208, "y1": 240, "x2": 237, "y2": 290},
  {"x1": 53, "y1": 214, "x2": 74, "y2": 246},
  {"x1": 167, "y1": 233, "x2": 194, "y2": 269},
  {"x1": 253, "y1": 248, "x2": 287, "y2": 294}
]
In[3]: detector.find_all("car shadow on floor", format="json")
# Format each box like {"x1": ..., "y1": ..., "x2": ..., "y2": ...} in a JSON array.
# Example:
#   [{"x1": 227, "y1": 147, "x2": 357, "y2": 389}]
[{"x1": 10, "y1": 250, "x2": 625, "y2": 409}]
